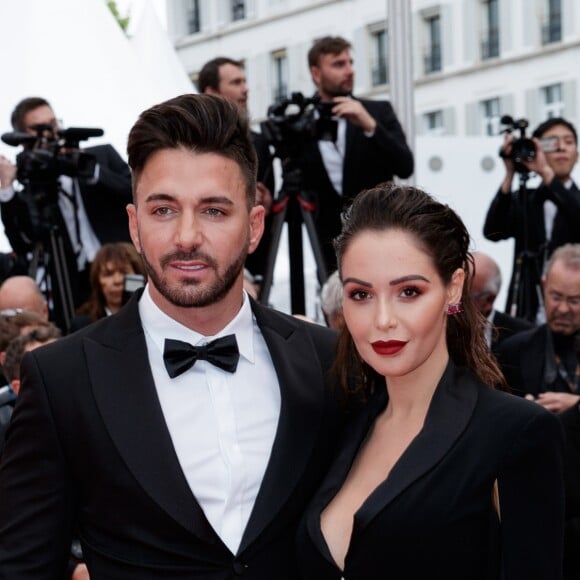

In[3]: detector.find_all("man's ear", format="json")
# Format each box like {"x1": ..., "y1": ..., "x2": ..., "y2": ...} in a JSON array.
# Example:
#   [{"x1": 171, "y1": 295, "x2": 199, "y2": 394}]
[{"x1": 310, "y1": 66, "x2": 321, "y2": 87}]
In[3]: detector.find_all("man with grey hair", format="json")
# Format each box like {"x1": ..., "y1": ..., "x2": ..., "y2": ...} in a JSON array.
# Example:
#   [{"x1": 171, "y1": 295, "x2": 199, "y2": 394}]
[
  {"x1": 470, "y1": 252, "x2": 532, "y2": 356},
  {"x1": 498, "y1": 243, "x2": 580, "y2": 413}
]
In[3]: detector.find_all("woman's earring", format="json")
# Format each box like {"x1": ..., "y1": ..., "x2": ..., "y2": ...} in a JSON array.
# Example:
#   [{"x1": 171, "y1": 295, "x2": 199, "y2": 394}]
[{"x1": 446, "y1": 302, "x2": 464, "y2": 315}]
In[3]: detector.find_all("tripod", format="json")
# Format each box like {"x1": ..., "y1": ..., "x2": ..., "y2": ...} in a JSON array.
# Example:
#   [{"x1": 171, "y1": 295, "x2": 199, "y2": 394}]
[
  {"x1": 508, "y1": 170, "x2": 544, "y2": 323},
  {"x1": 259, "y1": 163, "x2": 328, "y2": 315},
  {"x1": 24, "y1": 182, "x2": 76, "y2": 333}
]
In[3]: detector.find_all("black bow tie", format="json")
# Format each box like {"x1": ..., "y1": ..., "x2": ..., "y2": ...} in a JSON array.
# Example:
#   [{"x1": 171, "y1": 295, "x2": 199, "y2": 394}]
[{"x1": 163, "y1": 335, "x2": 240, "y2": 378}]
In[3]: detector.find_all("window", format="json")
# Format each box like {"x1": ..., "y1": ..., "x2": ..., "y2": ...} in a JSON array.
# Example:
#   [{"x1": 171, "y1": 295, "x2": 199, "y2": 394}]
[
  {"x1": 371, "y1": 29, "x2": 389, "y2": 86},
  {"x1": 232, "y1": 0, "x2": 245, "y2": 21},
  {"x1": 271, "y1": 49, "x2": 288, "y2": 103},
  {"x1": 423, "y1": 110, "x2": 444, "y2": 135},
  {"x1": 186, "y1": 0, "x2": 201, "y2": 34},
  {"x1": 481, "y1": 0, "x2": 499, "y2": 59},
  {"x1": 424, "y1": 14, "x2": 442, "y2": 74},
  {"x1": 480, "y1": 98, "x2": 501, "y2": 136},
  {"x1": 542, "y1": 0, "x2": 561, "y2": 44},
  {"x1": 541, "y1": 83, "x2": 564, "y2": 118}
]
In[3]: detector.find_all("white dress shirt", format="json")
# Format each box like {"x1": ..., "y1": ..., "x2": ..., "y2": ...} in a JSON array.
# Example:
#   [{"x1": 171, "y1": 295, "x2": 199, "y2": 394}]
[
  {"x1": 139, "y1": 287, "x2": 281, "y2": 554},
  {"x1": 318, "y1": 117, "x2": 347, "y2": 195}
]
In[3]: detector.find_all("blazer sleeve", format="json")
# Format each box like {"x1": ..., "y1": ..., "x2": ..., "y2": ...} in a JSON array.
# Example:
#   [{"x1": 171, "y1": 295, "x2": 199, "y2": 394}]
[
  {"x1": 497, "y1": 409, "x2": 565, "y2": 580},
  {"x1": 85, "y1": 144, "x2": 133, "y2": 201},
  {"x1": 0, "y1": 352, "x2": 75, "y2": 578},
  {"x1": 368, "y1": 101, "x2": 414, "y2": 179},
  {"x1": 483, "y1": 188, "x2": 519, "y2": 242}
]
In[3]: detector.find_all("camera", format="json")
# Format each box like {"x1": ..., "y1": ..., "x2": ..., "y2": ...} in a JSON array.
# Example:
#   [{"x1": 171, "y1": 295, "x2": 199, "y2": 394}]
[
  {"x1": 122, "y1": 273, "x2": 145, "y2": 306},
  {"x1": 2, "y1": 125, "x2": 103, "y2": 185},
  {"x1": 1, "y1": 124, "x2": 103, "y2": 241},
  {"x1": 260, "y1": 92, "x2": 338, "y2": 162},
  {"x1": 499, "y1": 115, "x2": 536, "y2": 168}
]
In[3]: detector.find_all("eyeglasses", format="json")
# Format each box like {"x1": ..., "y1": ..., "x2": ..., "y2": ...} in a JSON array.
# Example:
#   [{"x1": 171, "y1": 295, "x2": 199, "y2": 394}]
[{"x1": 548, "y1": 292, "x2": 580, "y2": 308}]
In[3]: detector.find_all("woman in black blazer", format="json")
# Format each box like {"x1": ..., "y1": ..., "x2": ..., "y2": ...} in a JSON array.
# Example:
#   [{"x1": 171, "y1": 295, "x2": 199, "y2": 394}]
[{"x1": 297, "y1": 184, "x2": 564, "y2": 579}]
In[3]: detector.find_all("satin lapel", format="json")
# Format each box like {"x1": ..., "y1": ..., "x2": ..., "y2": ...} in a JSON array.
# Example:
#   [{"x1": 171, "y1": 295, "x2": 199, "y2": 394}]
[
  {"x1": 85, "y1": 297, "x2": 223, "y2": 548},
  {"x1": 238, "y1": 304, "x2": 328, "y2": 552},
  {"x1": 354, "y1": 362, "x2": 479, "y2": 533}
]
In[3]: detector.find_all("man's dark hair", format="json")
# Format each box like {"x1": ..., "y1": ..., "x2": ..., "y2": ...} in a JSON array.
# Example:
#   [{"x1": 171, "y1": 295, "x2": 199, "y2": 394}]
[
  {"x1": 127, "y1": 93, "x2": 257, "y2": 207},
  {"x1": 11, "y1": 97, "x2": 51, "y2": 132},
  {"x1": 308, "y1": 36, "x2": 352, "y2": 68},
  {"x1": 533, "y1": 116, "x2": 578, "y2": 144},
  {"x1": 197, "y1": 57, "x2": 244, "y2": 93}
]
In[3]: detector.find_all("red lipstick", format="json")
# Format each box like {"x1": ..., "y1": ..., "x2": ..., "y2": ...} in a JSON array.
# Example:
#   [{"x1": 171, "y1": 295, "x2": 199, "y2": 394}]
[{"x1": 372, "y1": 340, "x2": 407, "y2": 355}]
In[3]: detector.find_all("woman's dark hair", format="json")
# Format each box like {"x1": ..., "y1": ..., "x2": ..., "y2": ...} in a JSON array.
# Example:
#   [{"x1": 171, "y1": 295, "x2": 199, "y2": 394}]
[
  {"x1": 77, "y1": 243, "x2": 145, "y2": 322},
  {"x1": 333, "y1": 183, "x2": 505, "y2": 399}
]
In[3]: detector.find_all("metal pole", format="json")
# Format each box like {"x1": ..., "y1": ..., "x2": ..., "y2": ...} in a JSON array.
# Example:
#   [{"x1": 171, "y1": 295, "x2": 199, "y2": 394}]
[{"x1": 387, "y1": 0, "x2": 415, "y2": 185}]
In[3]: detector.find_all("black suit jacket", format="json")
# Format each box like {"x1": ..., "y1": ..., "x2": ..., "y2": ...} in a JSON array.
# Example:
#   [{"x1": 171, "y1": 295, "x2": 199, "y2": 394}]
[
  {"x1": 0, "y1": 295, "x2": 344, "y2": 579},
  {"x1": 297, "y1": 97, "x2": 414, "y2": 271},
  {"x1": 297, "y1": 362, "x2": 564, "y2": 580},
  {"x1": 483, "y1": 180, "x2": 580, "y2": 320},
  {"x1": 490, "y1": 309, "x2": 534, "y2": 358},
  {"x1": 497, "y1": 324, "x2": 575, "y2": 397}
]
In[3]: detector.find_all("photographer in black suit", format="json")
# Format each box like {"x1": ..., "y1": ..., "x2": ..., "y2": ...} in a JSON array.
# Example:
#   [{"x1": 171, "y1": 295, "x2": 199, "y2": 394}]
[
  {"x1": 484, "y1": 117, "x2": 580, "y2": 323},
  {"x1": 0, "y1": 97, "x2": 133, "y2": 315},
  {"x1": 297, "y1": 36, "x2": 414, "y2": 272},
  {"x1": 197, "y1": 58, "x2": 275, "y2": 286}
]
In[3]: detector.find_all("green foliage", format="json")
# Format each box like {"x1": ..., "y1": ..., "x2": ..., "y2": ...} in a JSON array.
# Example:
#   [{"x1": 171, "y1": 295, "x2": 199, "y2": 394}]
[{"x1": 107, "y1": 0, "x2": 130, "y2": 33}]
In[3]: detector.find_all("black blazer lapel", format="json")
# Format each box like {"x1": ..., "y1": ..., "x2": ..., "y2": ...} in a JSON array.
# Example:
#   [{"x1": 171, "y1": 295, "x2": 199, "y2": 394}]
[
  {"x1": 354, "y1": 362, "x2": 479, "y2": 534},
  {"x1": 238, "y1": 303, "x2": 329, "y2": 552},
  {"x1": 85, "y1": 296, "x2": 225, "y2": 550}
]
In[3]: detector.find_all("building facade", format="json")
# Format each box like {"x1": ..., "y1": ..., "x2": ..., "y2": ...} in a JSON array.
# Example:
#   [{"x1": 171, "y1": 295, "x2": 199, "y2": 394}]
[{"x1": 167, "y1": 0, "x2": 579, "y2": 138}]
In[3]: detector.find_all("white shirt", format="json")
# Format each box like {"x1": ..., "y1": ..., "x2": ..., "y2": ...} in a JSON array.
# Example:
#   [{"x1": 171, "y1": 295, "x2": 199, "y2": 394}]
[
  {"x1": 139, "y1": 287, "x2": 281, "y2": 554},
  {"x1": 543, "y1": 178, "x2": 573, "y2": 243},
  {"x1": 318, "y1": 117, "x2": 347, "y2": 195}
]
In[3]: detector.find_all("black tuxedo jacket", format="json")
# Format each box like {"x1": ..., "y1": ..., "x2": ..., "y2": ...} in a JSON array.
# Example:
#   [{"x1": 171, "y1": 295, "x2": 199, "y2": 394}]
[
  {"x1": 1, "y1": 143, "x2": 132, "y2": 257},
  {"x1": 483, "y1": 180, "x2": 580, "y2": 319},
  {"x1": 297, "y1": 362, "x2": 564, "y2": 580},
  {"x1": 490, "y1": 309, "x2": 534, "y2": 358},
  {"x1": 0, "y1": 295, "x2": 344, "y2": 579},
  {"x1": 297, "y1": 97, "x2": 414, "y2": 271},
  {"x1": 496, "y1": 324, "x2": 575, "y2": 397}
]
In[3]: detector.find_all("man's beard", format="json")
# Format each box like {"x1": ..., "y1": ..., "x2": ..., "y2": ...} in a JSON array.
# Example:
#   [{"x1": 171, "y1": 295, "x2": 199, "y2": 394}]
[{"x1": 140, "y1": 241, "x2": 249, "y2": 308}]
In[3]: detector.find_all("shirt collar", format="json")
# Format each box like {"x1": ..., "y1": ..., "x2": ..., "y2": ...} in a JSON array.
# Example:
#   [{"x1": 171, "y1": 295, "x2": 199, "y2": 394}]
[{"x1": 139, "y1": 285, "x2": 255, "y2": 364}]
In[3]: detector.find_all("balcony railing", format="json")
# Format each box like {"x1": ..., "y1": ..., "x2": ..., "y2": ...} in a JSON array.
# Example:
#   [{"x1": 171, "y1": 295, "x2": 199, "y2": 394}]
[
  {"x1": 424, "y1": 44, "x2": 442, "y2": 74},
  {"x1": 481, "y1": 27, "x2": 499, "y2": 59},
  {"x1": 371, "y1": 57, "x2": 389, "y2": 86},
  {"x1": 542, "y1": 14, "x2": 562, "y2": 44},
  {"x1": 187, "y1": 8, "x2": 200, "y2": 34}
]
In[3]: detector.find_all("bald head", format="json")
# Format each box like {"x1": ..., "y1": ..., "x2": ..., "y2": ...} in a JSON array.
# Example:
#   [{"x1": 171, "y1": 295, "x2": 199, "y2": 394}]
[
  {"x1": 0, "y1": 276, "x2": 49, "y2": 321},
  {"x1": 471, "y1": 252, "x2": 502, "y2": 317}
]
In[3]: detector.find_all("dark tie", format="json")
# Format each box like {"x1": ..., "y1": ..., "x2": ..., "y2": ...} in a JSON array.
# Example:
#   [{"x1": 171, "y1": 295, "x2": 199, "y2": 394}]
[{"x1": 163, "y1": 335, "x2": 240, "y2": 378}]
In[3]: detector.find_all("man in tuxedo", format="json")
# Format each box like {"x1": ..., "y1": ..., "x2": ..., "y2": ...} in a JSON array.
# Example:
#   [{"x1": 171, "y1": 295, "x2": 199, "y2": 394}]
[
  {"x1": 197, "y1": 58, "x2": 275, "y2": 287},
  {"x1": 297, "y1": 36, "x2": 414, "y2": 272},
  {"x1": 0, "y1": 94, "x2": 343, "y2": 579},
  {"x1": 484, "y1": 116, "x2": 580, "y2": 323},
  {"x1": 0, "y1": 96, "x2": 133, "y2": 314},
  {"x1": 470, "y1": 251, "x2": 533, "y2": 358},
  {"x1": 497, "y1": 243, "x2": 580, "y2": 413}
]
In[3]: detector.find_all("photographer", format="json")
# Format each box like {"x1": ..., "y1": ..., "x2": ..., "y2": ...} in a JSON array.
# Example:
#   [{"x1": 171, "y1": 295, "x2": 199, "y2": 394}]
[
  {"x1": 484, "y1": 116, "x2": 580, "y2": 322},
  {"x1": 0, "y1": 97, "x2": 133, "y2": 313},
  {"x1": 297, "y1": 36, "x2": 414, "y2": 272}
]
